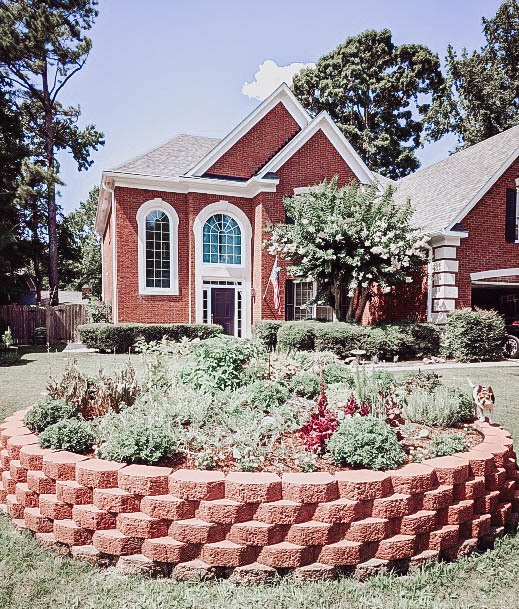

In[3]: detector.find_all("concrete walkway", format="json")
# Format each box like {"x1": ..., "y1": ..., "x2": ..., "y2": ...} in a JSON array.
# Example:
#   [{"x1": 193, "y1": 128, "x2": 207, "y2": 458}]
[
  {"x1": 363, "y1": 359, "x2": 519, "y2": 373},
  {"x1": 62, "y1": 342, "x2": 97, "y2": 354}
]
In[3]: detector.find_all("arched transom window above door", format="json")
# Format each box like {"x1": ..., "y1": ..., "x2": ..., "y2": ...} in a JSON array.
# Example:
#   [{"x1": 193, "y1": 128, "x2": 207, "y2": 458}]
[
  {"x1": 136, "y1": 199, "x2": 179, "y2": 295},
  {"x1": 202, "y1": 213, "x2": 242, "y2": 265}
]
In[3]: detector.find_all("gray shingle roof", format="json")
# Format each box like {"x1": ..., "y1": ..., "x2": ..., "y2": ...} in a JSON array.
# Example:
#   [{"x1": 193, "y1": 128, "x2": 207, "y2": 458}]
[
  {"x1": 394, "y1": 125, "x2": 519, "y2": 233},
  {"x1": 111, "y1": 134, "x2": 221, "y2": 178}
]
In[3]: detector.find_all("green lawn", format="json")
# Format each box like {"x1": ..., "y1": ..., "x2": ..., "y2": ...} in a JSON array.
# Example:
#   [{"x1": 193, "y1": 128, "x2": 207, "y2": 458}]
[{"x1": 1, "y1": 349, "x2": 519, "y2": 609}]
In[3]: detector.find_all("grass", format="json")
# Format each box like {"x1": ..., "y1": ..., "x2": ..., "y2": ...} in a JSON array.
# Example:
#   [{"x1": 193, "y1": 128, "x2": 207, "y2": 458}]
[{"x1": 1, "y1": 349, "x2": 519, "y2": 609}]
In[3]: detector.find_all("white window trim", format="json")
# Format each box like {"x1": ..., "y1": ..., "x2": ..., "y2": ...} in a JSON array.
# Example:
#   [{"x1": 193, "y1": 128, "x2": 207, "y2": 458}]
[
  {"x1": 193, "y1": 201, "x2": 252, "y2": 337},
  {"x1": 136, "y1": 198, "x2": 179, "y2": 296},
  {"x1": 202, "y1": 213, "x2": 244, "y2": 268},
  {"x1": 293, "y1": 280, "x2": 334, "y2": 321}
]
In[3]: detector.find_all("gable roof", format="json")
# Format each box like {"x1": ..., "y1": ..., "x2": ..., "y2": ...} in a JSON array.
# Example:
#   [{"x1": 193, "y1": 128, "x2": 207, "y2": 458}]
[
  {"x1": 186, "y1": 83, "x2": 310, "y2": 177},
  {"x1": 394, "y1": 125, "x2": 519, "y2": 234},
  {"x1": 257, "y1": 111, "x2": 374, "y2": 184},
  {"x1": 111, "y1": 134, "x2": 221, "y2": 178}
]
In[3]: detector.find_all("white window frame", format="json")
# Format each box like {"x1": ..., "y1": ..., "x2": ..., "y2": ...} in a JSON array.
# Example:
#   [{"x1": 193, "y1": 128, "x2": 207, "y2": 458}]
[
  {"x1": 293, "y1": 280, "x2": 334, "y2": 321},
  {"x1": 136, "y1": 198, "x2": 179, "y2": 296},
  {"x1": 202, "y1": 213, "x2": 243, "y2": 266}
]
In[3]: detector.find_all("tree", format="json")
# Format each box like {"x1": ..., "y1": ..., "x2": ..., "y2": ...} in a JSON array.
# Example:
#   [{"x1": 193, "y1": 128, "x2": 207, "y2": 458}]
[
  {"x1": 63, "y1": 185, "x2": 101, "y2": 296},
  {"x1": 428, "y1": 0, "x2": 519, "y2": 148},
  {"x1": 292, "y1": 30, "x2": 444, "y2": 179},
  {"x1": 0, "y1": 0, "x2": 104, "y2": 305},
  {"x1": 0, "y1": 78, "x2": 27, "y2": 303},
  {"x1": 265, "y1": 179, "x2": 428, "y2": 322}
]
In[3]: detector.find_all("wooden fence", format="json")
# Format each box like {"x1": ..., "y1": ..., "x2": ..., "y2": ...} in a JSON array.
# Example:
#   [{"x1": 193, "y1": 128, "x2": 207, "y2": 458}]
[{"x1": 0, "y1": 304, "x2": 87, "y2": 345}]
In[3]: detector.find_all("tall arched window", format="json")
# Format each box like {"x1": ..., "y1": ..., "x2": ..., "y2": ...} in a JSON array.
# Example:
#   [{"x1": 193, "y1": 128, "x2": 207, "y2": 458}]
[
  {"x1": 145, "y1": 210, "x2": 170, "y2": 288},
  {"x1": 203, "y1": 213, "x2": 242, "y2": 264},
  {"x1": 136, "y1": 199, "x2": 179, "y2": 295}
]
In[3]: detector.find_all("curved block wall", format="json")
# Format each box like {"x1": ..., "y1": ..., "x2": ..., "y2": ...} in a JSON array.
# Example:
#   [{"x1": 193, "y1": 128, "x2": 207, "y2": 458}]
[{"x1": 0, "y1": 409, "x2": 518, "y2": 582}]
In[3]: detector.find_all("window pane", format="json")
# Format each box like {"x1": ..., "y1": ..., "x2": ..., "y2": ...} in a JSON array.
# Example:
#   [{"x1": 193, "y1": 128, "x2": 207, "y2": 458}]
[
  {"x1": 145, "y1": 210, "x2": 171, "y2": 288},
  {"x1": 202, "y1": 214, "x2": 242, "y2": 264}
]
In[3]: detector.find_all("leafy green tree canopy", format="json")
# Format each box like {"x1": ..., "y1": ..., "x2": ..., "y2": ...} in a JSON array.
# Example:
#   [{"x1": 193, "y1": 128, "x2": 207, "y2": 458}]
[
  {"x1": 265, "y1": 178, "x2": 428, "y2": 322},
  {"x1": 428, "y1": 0, "x2": 519, "y2": 148},
  {"x1": 292, "y1": 29, "x2": 444, "y2": 179}
]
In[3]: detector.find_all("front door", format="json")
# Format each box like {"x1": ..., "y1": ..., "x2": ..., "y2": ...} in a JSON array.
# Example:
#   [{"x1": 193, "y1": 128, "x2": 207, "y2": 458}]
[{"x1": 211, "y1": 287, "x2": 235, "y2": 335}]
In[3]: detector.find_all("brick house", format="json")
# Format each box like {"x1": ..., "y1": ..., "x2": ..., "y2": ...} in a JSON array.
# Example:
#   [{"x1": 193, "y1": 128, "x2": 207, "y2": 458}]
[{"x1": 95, "y1": 84, "x2": 519, "y2": 337}]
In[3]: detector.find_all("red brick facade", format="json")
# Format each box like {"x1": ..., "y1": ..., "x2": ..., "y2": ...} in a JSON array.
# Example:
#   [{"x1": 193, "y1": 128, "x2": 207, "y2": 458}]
[
  {"x1": 100, "y1": 89, "x2": 519, "y2": 331},
  {"x1": 457, "y1": 157, "x2": 519, "y2": 306}
]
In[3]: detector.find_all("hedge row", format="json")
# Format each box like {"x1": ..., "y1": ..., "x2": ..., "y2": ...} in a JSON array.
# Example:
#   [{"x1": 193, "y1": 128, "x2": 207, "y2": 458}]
[
  {"x1": 78, "y1": 323, "x2": 223, "y2": 353},
  {"x1": 254, "y1": 320, "x2": 440, "y2": 360}
]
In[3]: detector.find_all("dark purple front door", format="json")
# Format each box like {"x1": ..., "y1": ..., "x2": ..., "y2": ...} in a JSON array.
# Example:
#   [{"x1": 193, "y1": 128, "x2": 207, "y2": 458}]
[{"x1": 211, "y1": 288, "x2": 235, "y2": 335}]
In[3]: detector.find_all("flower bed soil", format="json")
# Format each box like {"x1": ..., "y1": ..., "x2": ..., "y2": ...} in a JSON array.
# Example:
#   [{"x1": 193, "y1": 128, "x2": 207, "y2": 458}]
[{"x1": 0, "y1": 409, "x2": 517, "y2": 583}]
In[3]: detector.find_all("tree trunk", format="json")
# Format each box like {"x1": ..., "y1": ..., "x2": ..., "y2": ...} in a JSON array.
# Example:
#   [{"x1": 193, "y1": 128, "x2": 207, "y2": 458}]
[
  {"x1": 355, "y1": 286, "x2": 371, "y2": 323},
  {"x1": 28, "y1": 193, "x2": 42, "y2": 304},
  {"x1": 43, "y1": 64, "x2": 59, "y2": 306},
  {"x1": 332, "y1": 282, "x2": 344, "y2": 321}
]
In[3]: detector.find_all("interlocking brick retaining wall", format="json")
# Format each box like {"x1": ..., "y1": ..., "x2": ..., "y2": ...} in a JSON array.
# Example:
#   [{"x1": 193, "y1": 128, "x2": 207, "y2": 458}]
[{"x1": 1, "y1": 410, "x2": 518, "y2": 583}]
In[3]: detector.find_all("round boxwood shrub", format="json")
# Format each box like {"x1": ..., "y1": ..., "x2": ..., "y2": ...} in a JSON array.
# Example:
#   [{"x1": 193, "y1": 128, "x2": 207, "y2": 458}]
[
  {"x1": 327, "y1": 416, "x2": 406, "y2": 470},
  {"x1": 442, "y1": 308, "x2": 505, "y2": 362},
  {"x1": 291, "y1": 372, "x2": 321, "y2": 398},
  {"x1": 24, "y1": 398, "x2": 77, "y2": 433},
  {"x1": 313, "y1": 323, "x2": 366, "y2": 358},
  {"x1": 38, "y1": 418, "x2": 96, "y2": 453}
]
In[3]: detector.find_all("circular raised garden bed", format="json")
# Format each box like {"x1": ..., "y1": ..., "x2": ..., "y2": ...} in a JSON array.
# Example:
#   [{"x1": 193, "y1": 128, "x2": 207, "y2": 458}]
[{"x1": 0, "y1": 408, "x2": 518, "y2": 583}]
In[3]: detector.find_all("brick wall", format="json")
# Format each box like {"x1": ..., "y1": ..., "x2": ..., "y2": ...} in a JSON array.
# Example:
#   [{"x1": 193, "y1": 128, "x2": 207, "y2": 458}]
[
  {"x1": 456, "y1": 157, "x2": 519, "y2": 306},
  {"x1": 207, "y1": 103, "x2": 301, "y2": 179},
  {"x1": 1, "y1": 408, "x2": 517, "y2": 581}
]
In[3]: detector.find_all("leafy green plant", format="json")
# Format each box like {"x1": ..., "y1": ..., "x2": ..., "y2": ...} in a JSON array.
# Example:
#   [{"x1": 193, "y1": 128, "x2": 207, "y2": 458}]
[
  {"x1": 291, "y1": 372, "x2": 321, "y2": 398},
  {"x1": 431, "y1": 433, "x2": 469, "y2": 457},
  {"x1": 24, "y1": 398, "x2": 77, "y2": 433},
  {"x1": 2, "y1": 327, "x2": 14, "y2": 348},
  {"x1": 86, "y1": 298, "x2": 111, "y2": 323},
  {"x1": 179, "y1": 336, "x2": 255, "y2": 393},
  {"x1": 313, "y1": 322, "x2": 367, "y2": 358},
  {"x1": 38, "y1": 418, "x2": 96, "y2": 453},
  {"x1": 403, "y1": 386, "x2": 473, "y2": 426},
  {"x1": 323, "y1": 363, "x2": 354, "y2": 386},
  {"x1": 99, "y1": 412, "x2": 179, "y2": 465},
  {"x1": 327, "y1": 416, "x2": 406, "y2": 470},
  {"x1": 442, "y1": 308, "x2": 506, "y2": 362},
  {"x1": 234, "y1": 380, "x2": 290, "y2": 412},
  {"x1": 400, "y1": 370, "x2": 442, "y2": 394}
]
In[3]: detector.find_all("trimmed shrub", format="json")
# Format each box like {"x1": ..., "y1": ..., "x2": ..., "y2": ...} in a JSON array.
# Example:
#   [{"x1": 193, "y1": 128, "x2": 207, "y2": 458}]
[
  {"x1": 327, "y1": 416, "x2": 406, "y2": 470},
  {"x1": 322, "y1": 363, "x2": 354, "y2": 385},
  {"x1": 254, "y1": 321, "x2": 283, "y2": 351},
  {"x1": 403, "y1": 386, "x2": 473, "y2": 427},
  {"x1": 38, "y1": 418, "x2": 96, "y2": 453},
  {"x1": 291, "y1": 372, "x2": 321, "y2": 398},
  {"x1": 313, "y1": 323, "x2": 367, "y2": 358},
  {"x1": 235, "y1": 380, "x2": 290, "y2": 411},
  {"x1": 277, "y1": 321, "x2": 318, "y2": 351},
  {"x1": 78, "y1": 323, "x2": 223, "y2": 353},
  {"x1": 442, "y1": 308, "x2": 506, "y2": 362},
  {"x1": 431, "y1": 434, "x2": 469, "y2": 457},
  {"x1": 24, "y1": 398, "x2": 77, "y2": 433}
]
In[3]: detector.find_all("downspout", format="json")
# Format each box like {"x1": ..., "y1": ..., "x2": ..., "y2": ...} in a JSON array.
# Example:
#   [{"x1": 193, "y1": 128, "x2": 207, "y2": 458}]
[
  {"x1": 426, "y1": 243, "x2": 433, "y2": 323},
  {"x1": 104, "y1": 183, "x2": 118, "y2": 323}
]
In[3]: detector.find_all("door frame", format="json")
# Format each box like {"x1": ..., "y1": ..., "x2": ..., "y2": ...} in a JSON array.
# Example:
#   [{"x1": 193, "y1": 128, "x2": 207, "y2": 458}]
[{"x1": 203, "y1": 280, "x2": 243, "y2": 337}]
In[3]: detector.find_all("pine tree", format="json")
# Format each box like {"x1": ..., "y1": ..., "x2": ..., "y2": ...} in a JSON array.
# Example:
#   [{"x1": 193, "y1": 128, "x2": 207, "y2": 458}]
[{"x1": 0, "y1": 0, "x2": 104, "y2": 304}]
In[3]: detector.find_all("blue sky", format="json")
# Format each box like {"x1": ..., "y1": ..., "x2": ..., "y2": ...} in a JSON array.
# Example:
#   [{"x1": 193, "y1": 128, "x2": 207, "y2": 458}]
[{"x1": 57, "y1": 0, "x2": 502, "y2": 213}]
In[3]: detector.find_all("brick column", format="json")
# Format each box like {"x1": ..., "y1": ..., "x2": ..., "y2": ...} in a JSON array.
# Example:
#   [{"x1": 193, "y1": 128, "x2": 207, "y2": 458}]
[{"x1": 430, "y1": 234, "x2": 465, "y2": 325}]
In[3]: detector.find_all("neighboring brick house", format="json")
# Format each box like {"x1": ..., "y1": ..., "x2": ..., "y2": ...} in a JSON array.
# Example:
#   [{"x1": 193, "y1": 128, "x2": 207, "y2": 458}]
[{"x1": 95, "y1": 84, "x2": 519, "y2": 337}]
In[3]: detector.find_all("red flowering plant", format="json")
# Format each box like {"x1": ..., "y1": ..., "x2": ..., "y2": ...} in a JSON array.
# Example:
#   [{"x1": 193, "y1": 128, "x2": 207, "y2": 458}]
[
  {"x1": 341, "y1": 394, "x2": 370, "y2": 418},
  {"x1": 300, "y1": 384, "x2": 338, "y2": 454}
]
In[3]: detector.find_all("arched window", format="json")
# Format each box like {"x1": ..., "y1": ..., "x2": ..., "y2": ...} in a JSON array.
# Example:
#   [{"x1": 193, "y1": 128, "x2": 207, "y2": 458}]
[
  {"x1": 202, "y1": 213, "x2": 242, "y2": 264},
  {"x1": 136, "y1": 199, "x2": 179, "y2": 295},
  {"x1": 145, "y1": 210, "x2": 170, "y2": 288}
]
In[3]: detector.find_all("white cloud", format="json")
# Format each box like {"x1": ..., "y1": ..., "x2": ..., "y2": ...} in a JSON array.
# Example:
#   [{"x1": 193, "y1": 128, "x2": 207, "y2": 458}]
[{"x1": 242, "y1": 59, "x2": 315, "y2": 101}]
